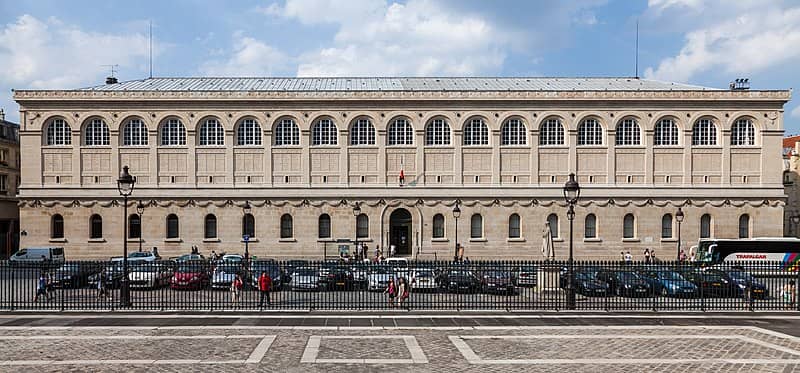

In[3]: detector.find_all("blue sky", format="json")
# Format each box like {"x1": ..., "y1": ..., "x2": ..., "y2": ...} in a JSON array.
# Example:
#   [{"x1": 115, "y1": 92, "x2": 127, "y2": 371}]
[{"x1": 2, "y1": 0, "x2": 800, "y2": 132}]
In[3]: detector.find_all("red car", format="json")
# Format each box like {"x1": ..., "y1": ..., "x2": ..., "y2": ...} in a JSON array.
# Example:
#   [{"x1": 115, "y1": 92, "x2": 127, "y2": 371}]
[{"x1": 170, "y1": 264, "x2": 210, "y2": 290}]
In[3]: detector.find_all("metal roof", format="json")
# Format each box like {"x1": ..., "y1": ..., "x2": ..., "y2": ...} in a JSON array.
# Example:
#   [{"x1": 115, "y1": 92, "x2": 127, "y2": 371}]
[{"x1": 75, "y1": 77, "x2": 719, "y2": 92}]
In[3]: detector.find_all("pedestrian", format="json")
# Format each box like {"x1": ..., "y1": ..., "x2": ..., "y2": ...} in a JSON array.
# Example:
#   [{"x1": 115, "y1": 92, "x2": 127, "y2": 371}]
[
  {"x1": 689, "y1": 251, "x2": 696, "y2": 262},
  {"x1": 397, "y1": 277, "x2": 409, "y2": 309},
  {"x1": 390, "y1": 244, "x2": 396, "y2": 258},
  {"x1": 258, "y1": 271, "x2": 272, "y2": 308},
  {"x1": 97, "y1": 271, "x2": 109, "y2": 301},
  {"x1": 619, "y1": 251, "x2": 625, "y2": 263},
  {"x1": 375, "y1": 245, "x2": 380, "y2": 259},
  {"x1": 384, "y1": 278, "x2": 396, "y2": 307},
  {"x1": 152, "y1": 247, "x2": 160, "y2": 260},
  {"x1": 783, "y1": 280, "x2": 796, "y2": 310},
  {"x1": 651, "y1": 250, "x2": 656, "y2": 263},
  {"x1": 624, "y1": 251, "x2": 633, "y2": 263},
  {"x1": 679, "y1": 249, "x2": 687, "y2": 262},
  {"x1": 231, "y1": 274, "x2": 243, "y2": 306},
  {"x1": 34, "y1": 272, "x2": 48, "y2": 302},
  {"x1": 644, "y1": 248, "x2": 651, "y2": 264}
]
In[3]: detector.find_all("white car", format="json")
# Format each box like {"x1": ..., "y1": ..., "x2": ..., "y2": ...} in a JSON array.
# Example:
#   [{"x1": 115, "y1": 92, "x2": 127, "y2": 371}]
[
  {"x1": 128, "y1": 264, "x2": 172, "y2": 288},
  {"x1": 410, "y1": 269, "x2": 438, "y2": 291},
  {"x1": 221, "y1": 254, "x2": 244, "y2": 264},
  {"x1": 127, "y1": 251, "x2": 158, "y2": 263},
  {"x1": 211, "y1": 265, "x2": 241, "y2": 289},
  {"x1": 367, "y1": 266, "x2": 396, "y2": 291},
  {"x1": 290, "y1": 267, "x2": 321, "y2": 291}
]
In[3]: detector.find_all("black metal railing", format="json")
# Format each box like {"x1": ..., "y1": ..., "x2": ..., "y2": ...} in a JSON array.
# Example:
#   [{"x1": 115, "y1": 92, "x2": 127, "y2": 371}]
[{"x1": 0, "y1": 259, "x2": 797, "y2": 312}]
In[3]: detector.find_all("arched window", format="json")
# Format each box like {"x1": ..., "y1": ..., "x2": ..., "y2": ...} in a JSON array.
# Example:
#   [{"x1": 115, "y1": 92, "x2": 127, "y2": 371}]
[
  {"x1": 237, "y1": 118, "x2": 262, "y2": 146},
  {"x1": 738, "y1": 214, "x2": 750, "y2": 238},
  {"x1": 129, "y1": 214, "x2": 141, "y2": 239},
  {"x1": 160, "y1": 118, "x2": 186, "y2": 146},
  {"x1": 350, "y1": 118, "x2": 376, "y2": 145},
  {"x1": 388, "y1": 118, "x2": 413, "y2": 146},
  {"x1": 654, "y1": 119, "x2": 679, "y2": 146},
  {"x1": 623, "y1": 213, "x2": 636, "y2": 239},
  {"x1": 731, "y1": 119, "x2": 755, "y2": 146},
  {"x1": 166, "y1": 214, "x2": 179, "y2": 239},
  {"x1": 692, "y1": 118, "x2": 717, "y2": 146},
  {"x1": 46, "y1": 118, "x2": 72, "y2": 146},
  {"x1": 242, "y1": 213, "x2": 255, "y2": 238},
  {"x1": 123, "y1": 118, "x2": 148, "y2": 146},
  {"x1": 274, "y1": 118, "x2": 300, "y2": 146},
  {"x1": 700, "y1": 214, "x2": 712, "y2": 238},
  {"x1": 312, "y1": 118, "x2": 338, "y2": 146},
  {"x1": 501, "y1": 118, "x2": 527, "y2": 145},
  {"x1": 280, "y1": 214, "x2": 293, "y2": 238},
  {"x1": 84, "y1": 118, "x2": 110, "y2": 146},
  {"x1": 89, "y1": 214, "x2": 103, "y2": 239},
  {"x1": 51, "y1": 214, "x2": 64, "y2": 239},
  {"x1": 204, "y1": 214, "x2": 217, "y2": 239},
  {"x1": 463, "y1": 118, "x2": 489, "y2": 146},
  {"x1": 432, "y1": 214, "x2": 445, "y2": 238},
  {"x1": 539, "y1": 118, "x2": 565, "y2": 146},
  {"x1": 356, "y1": 213, "x2": 369, "y2": 238},
  {"x1": 198, "y1": 118, "x2": 224, "y2": 146},
  {"x1": 616, "y1": 118, "x2": 641, "y2": 146},
  {"x1": 577, "y1": 119, "x2": 603, "y2": 146},
  {"x1": 318, "y1": 214, "x2": 331, "y2": 239},
  {"x1": 661, "y1": 214, "x2": 673, "y2": 239},
  {"x1": 425, "y1": 118, "x2": 450, "y2": 145},
  {"x1": 470, "y1": 214, "x2": 483, "y2": 239},
  {"x1": 547, "y1": 213, "x2": 559, "y2": 239},
  {"x1": 584, "y1": 214, "x2": 597, "y2": 239},
  {"x1": 508, "y1": 213, "x2": 521, "y2": 239}
]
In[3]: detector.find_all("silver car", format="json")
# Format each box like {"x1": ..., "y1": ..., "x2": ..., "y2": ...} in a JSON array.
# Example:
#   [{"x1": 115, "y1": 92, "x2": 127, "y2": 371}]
[
  {"x1": 290, "y1": 267, "x2": 321, "y2": 291},
  {"x1": 129, "y1": 264, "x2": 172, "y2": 288},
  {"x1": 211, "y1": 265, "x2": 241, "y2": 290},
  {"x1": 367, "y1": 266, "x2": 395, "y2": 291}
]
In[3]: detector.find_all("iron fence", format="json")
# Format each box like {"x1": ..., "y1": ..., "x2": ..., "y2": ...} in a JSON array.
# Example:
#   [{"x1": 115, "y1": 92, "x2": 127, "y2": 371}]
[{"x1": 0, "y1": 259, "x2": 797, "y2": 312}]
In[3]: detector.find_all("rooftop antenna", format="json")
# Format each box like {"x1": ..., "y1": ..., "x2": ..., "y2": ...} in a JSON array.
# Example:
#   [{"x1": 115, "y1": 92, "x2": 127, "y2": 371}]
[
  {"x1": 635, "y1": 19, "x2": 639, "y2": 78},
  {"x1": 149, "y1": 20, "x2": 153, "y2": 78},
  {"x1": 102, "y1": 64, "x2": 119, "y2": 84}
]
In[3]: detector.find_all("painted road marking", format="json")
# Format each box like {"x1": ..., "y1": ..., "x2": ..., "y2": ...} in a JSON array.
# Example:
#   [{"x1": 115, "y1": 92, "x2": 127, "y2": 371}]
[{"x1": 300, "y1": 335, "x2": 428, "y2": 364}]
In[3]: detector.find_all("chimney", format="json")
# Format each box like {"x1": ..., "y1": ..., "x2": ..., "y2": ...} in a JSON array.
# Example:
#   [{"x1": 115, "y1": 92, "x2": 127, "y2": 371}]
[
  {"x1": 106, "y1": 76, "x2": 118, "y2": 85},
  {"x1": 0, "y1": 109, "x2": 4, "y2": 121},
  {"x1": 730, "y1": 78, "x2": 750, "y2": 91}
]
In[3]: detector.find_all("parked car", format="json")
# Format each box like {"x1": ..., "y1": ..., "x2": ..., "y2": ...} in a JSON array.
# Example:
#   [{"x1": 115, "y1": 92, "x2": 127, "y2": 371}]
[
  {"x1": 680, "y1": 270, "x2": 733, "y2": 297},
  {"x1": 88, "y1": 262, "x2": 129, "y2": 289},
  {"x1": 385, "y1": 257, "x2": 410, "y2": 278},
  {"x1": 9, "y1": 247, "x2": 65, "y2": 266},
  {"x1": 50, "y1": 263, "x2": 101, "y2": 288},
  {"x1": 442, "y1": 270, "x2": 481, "y2": 293},
  {"x1": 221, "y1": 254, "x2": 244, "y2": 264},
  {"x1": 410, "y1": 268, "x2": 439, "y2": 291},
  {"x1": 324, "y1": 267, "x2": 355, "y2": 290},
  {"x1": 127, "y1": 251, "x2": 158, "y2": 263},
  {"x1": 716, "y1": 269, "x2": 768, "y2": 299},
  {"x1": 561, "y1": 271, "x2": 610, "y2": 297},
  {"x1": 637, "y1": 270, "x2": 698, "y2": 297},
  {"x1": 211, "y1": 264, "x2": 243, "y2": 290},
  {"x1": 249, "y1": 260, "x2": 284, "y2": 291},
  {"x1": 367, "y1": 266, "x2": 396, "y2": 291},
  {"x1": 480, "y1": 270, "x2": 515, "y2": 295},
  {"x1": 290, "y1": 267, "x2": 321, "y2": 291},
  {"x1": 170, "y1": 263, "x2": 210, "y2": 290},
  {"x1": 174, "y1": 254, "x2": 206, "y2": 263},
  {"x1": 596, "y1": 270, "x2": 652, "y2": 297},
  {"x1": 350, "y1": 263, "x2": 370, "y2": 289},
  {"x1": 129, "y1": 263, "x2": 173, "y2": 289},
  {"x1": 513, "y1": 266, "x2": 537, "y2": 287}
]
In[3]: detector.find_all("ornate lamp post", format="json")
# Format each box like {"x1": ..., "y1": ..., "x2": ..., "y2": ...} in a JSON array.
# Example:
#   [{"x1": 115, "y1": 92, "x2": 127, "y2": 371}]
[
  {"x1": 136, "y1": 201, "x2": 145, "y2": 253},
  {"x1": 792, "y1": 215, "x2": 800, "y2": 237},
  {"x1": 353, "y1": 202, "x2": 361, "y2": 258},
  {"x1": 243, "y1": 201, "x2": 252, "y2": 261},
  {"x1": 562, "y1": 173, "x2": 580, "y2": 310},
  {"x1": 452, "y1": 200, "x2": 461, "y2": 262},
  {"x1": 117, "y1": 166, "x2": 135, "y2": 307},
  {"x1": 675, "y1": 207, "x2": 685, "y2": 261}
]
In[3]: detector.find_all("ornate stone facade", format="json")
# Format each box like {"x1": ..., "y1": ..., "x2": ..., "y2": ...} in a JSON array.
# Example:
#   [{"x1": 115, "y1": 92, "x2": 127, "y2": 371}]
[{"x1": 13, "y1": 78, "x2": 791, "y2": 260}]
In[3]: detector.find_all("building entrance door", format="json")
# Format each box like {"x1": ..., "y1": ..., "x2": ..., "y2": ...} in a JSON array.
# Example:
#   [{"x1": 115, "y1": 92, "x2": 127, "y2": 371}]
[{"x1": 389, "y1": 209, "x2": 412, "y2": 256}]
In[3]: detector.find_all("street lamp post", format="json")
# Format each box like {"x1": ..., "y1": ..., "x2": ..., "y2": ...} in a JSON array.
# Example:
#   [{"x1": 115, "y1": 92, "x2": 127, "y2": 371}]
[
  {"x1": 562, "y1": 173, "x2": 580, "y2": 310},
  {"x1": 353, "y1": 202, "x2": 361, "y2": 259},
  {"x1": 243, "y1": 201, "x2": 252, "y2": 261},
  {"x1": 792, "y1": 215, "x2": 800, "y2": 237},
  {"x1": 136, "y1": 201, "x2": 145, "y2": 253},
  {"x1": 675, "y1": 207, "x2": 685, "y2": 261},
  {"x1": 452, "y1": 200, "x2": 461, "y2": 262},
  {"x1": 117, "y1": 166, "x2": 136, "y2": 307}
]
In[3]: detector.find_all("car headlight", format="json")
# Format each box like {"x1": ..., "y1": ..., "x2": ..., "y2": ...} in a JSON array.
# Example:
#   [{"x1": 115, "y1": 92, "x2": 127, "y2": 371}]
[
  {"x1": 450, "y1": 282, "x2": 457, "y2": 286},
  {"x1": 623, "y1": 284, "x2": 632, "y2": 288},
  {"x1": 190, "y1": 276, "x2": 199, "y2": 282},
  {"x1": 738, "y1": 284, "x2": 747, "y2": 289}
]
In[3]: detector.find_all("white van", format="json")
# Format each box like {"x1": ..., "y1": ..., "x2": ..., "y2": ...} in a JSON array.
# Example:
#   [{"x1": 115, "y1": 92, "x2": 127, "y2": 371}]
[{"x1": 10, "y1": 247, "x2": 65, "y2": 265}]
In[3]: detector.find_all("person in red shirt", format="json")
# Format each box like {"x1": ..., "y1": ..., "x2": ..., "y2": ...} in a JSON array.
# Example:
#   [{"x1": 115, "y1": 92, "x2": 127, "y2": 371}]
[{"x1": 258, "y1": 271, "x2": 272, "y2": 308}]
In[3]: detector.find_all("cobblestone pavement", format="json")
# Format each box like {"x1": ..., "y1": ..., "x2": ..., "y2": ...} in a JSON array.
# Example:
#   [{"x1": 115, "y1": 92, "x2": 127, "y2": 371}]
[{"x1": 2, "y1": 317, "x2": 800, "y2": 372}]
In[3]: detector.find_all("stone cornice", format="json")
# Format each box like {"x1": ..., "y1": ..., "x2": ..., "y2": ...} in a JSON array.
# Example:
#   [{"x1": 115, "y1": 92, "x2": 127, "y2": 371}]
[{"x1": 13, "y1": 89, "x2": 792, "y2": 103}]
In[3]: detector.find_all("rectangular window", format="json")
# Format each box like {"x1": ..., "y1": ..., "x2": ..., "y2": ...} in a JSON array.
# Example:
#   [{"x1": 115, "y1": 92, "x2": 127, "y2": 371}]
[{"x1": 0, "y1": 175, "x2": 7, "y2": 192}]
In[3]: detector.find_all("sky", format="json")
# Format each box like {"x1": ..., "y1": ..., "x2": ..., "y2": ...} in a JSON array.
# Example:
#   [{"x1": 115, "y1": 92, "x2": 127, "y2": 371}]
[{"x1": 1, "y1": 0, "x2": 800, "y2": 132}]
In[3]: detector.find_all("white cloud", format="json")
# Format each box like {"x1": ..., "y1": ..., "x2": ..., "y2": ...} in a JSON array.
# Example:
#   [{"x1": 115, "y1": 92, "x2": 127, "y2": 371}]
[
  {"x1": 199, "y1": 32, "x2": 290, "y2": 76},
  {"x1": 260, "y1": 0, "x2": 385, "y2": 25},
  {"x1": 644, "y1": 4, "x2": 800, "y2": 82}
]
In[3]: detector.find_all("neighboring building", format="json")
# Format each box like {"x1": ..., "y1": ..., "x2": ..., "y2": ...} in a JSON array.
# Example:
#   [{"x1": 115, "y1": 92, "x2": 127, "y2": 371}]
[
  {"x1": 0, "y1": 109, "x2": 20, "y2": 258},
  {"x1": 783, "y1": 135, "x2": 800, "y2": 236},
  {"x1": 13, "y1": 77, "x2": 790, "y2": 260}
]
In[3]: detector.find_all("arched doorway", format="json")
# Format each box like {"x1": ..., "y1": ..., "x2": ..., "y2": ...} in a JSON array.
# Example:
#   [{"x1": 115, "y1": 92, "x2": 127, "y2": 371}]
[{"x1": 389, "y1": 209, "x2": 412, "y2": 256}]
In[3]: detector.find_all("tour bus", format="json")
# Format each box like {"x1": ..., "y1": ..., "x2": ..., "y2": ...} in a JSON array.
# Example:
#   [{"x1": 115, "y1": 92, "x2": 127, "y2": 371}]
[{"x1": 694, "y1": 237, "x2": 800, "y2": 272}]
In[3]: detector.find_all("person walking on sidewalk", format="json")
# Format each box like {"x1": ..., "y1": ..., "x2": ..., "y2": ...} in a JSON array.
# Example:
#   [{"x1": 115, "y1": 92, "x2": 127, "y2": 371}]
[
  {"x1": 258, "y1": 271, "x2": 272, "y2": 308},
  {"x1": 34, "y1": 272, "x2": 48, "y2": 302},
  {"x1": 231, "y1": 274, "x2": 243, "y2": 306},
  {"x1": 97, "y1": 271, "x2": 110, "y2": 301},
  {"x1": 397, "y1": 277, "x2": 409, "y2": 309},
  {"x1": 384, "y1": 278, "x2": 397, "y2": 308}
]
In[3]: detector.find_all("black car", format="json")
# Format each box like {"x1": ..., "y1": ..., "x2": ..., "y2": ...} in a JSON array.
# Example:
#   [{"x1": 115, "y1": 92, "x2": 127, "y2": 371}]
[
  {"x1": 716, "y1": 269, "x2": 768, "y2": 299},
  {"x1": 596, "y1": 270, "x2": 652, "y2": 297},
  {"x1": 479, "y1": 270, "x2": 515, "y2": 295},
  {"x1": 323, "y1": 267, "x2": 355, "y2": 290},
  {"x1": 561, "y1": 271, "x2": 610, "y2": 297},
  {"x1": 88, "y1": 262, "x2": 131, "y2": 289},
  {"x1": 441, "y1": 270, "x2": 481, "y2": 293},
  {"x1": 51, "y1": 263, "x2": 101, "y2": 288},
  {"x1": 680, "y1": 270, "x2": 733, "y2": 297},
  {"x1": 249, "y1": 261, "x2": 283, "y2": 290},
  {"x1": 284, "y1": 260, "x2": 309, "y2": 281}
]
